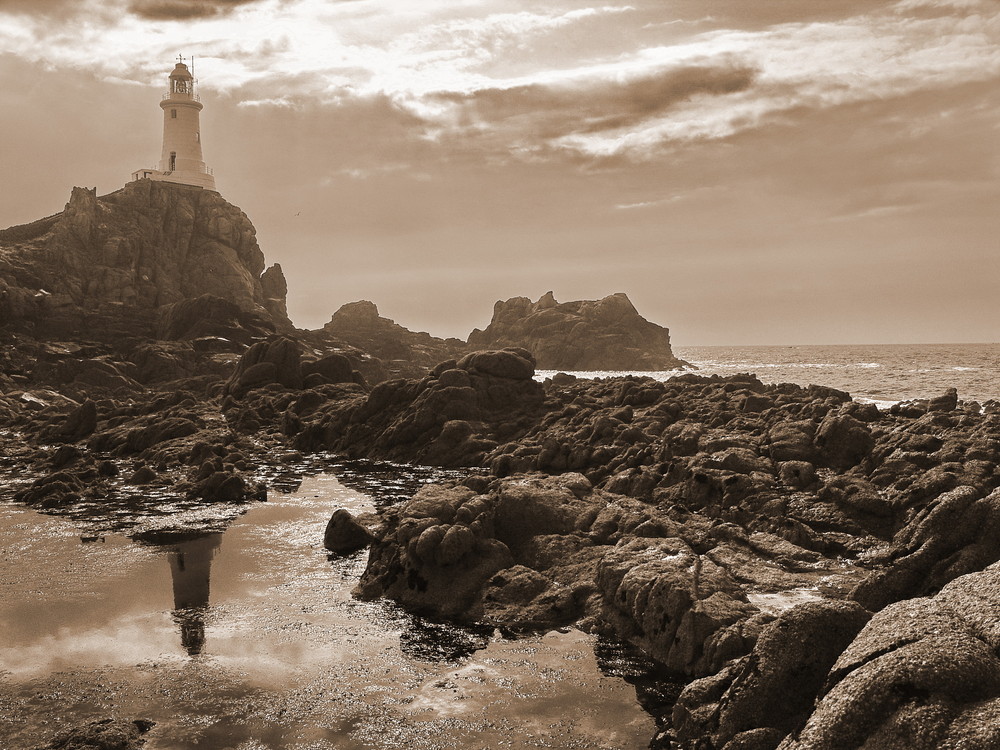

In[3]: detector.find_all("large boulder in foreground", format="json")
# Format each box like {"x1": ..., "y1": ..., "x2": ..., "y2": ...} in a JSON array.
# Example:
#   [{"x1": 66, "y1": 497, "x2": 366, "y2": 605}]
[
  {"x1": 355, "y1": 474, "x2": 607, "y2": 625},
  {"x1": 466, "y1": 291, "x2": 685, "y2": 371},
  {"x1": 779, "y1": 562, "x2": 1000, "y2": 750},
  {"x1": 673, "y1": 600, "x2": 871, "y2": 749},
  {"x1": 356, "y1": 472, "x2": 857, "y2": 662}
]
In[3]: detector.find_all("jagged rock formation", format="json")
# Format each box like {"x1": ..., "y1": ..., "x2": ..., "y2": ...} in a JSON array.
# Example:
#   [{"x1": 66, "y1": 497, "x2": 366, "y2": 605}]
[
  {"x1": 318, "y1": 300, "x2": 464, "y2": 374},
  {"x1": 223, "y1": 335, "x2": 366, "y2": 398},
  {"x1": 292, "y1": 348, "x2": 546, "y2": 466},
  {"x1": 467, "y1": 291, "x2": 685, "y2": 371},
  {"x1": 0, "y1": 181, "x2": 290, "y2": 336}
]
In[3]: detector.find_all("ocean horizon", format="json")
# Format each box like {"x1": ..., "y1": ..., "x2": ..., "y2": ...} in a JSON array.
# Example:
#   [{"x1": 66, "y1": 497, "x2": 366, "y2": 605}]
[{"x1": 537, "y1": 342, "x2": 1000, "y2": 406}]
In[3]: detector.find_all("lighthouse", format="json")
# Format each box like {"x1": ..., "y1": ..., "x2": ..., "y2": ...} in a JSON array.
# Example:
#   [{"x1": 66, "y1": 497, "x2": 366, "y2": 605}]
[{"x1": 132, "y1": 58, "x2": 216, "y2": 191}]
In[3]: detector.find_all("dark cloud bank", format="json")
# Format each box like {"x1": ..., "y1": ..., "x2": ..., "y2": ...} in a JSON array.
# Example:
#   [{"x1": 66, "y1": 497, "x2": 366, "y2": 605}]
[
  {"x1": 128, "y1": 0, "x2": 260, "y2": 20},
  {"x1": 433, "y1": 61, "x2": 757, "y2": 140}
]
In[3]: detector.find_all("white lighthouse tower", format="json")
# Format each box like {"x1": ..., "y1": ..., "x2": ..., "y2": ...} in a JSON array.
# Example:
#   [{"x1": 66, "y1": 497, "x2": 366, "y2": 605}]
[{"x1": 132, "y1": 57, "x2": 216, "y2": 191}]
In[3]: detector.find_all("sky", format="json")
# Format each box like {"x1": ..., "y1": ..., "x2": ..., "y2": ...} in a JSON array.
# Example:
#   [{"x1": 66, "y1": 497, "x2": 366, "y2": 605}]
[{"x1": 0, "y1": 0, "x2": 997, "y2": 345}]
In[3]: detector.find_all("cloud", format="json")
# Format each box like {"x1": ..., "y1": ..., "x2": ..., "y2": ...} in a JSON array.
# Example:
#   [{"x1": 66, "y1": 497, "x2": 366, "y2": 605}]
[
  {"x1": 128, "y1": 0, "x2": 268, "y2": 21},
  {"x1": 421, "y1": 61, "x2": 756, "y2": 153},
  {"x1": 0, "y1": 0, "x2": 71, "y2": 12},
  {"x1": 128, "y1": 0, "x2": 261, "y2": 20},
  {"x1": 0, "y1": 0, "x2": 112, "y2": 20},
  {"x1": 2, "y1": 0, "x2": 999, "y2": 166}
]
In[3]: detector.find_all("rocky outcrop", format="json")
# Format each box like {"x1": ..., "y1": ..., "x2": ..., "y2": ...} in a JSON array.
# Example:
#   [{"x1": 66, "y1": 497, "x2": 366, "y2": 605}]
[
  {"x1": 223, "y1": 335, "x2": 368, "y2": 399},
  {"x1": 779, "y1": 563, "x2": 1000, "y2": 750},
  {"x1": 292, "y1": 348, "x2": 546, "y2": 466},
  {"x1": 0, "y1": 181, "x2": 290, "y2": 336},
  {"x1": 358, "y1": 472, "x2": 870, "y2": 671},
  {"x1": 850, "y1": 486, "x2": 1000, "y2": 611},
  {"x1": 260, "y1": 263, "x2": 291, "y2": 330},
  {"x1": 319, "y1": 300, "x2": 464, "y2": 375},
  {"x1": 466, "y1": 291, "x2": 685, "y2": 371},
  {"x1": 6, "y1": 380, "x2": 279, "y2": 510},
  {"x1": 673, "y1": 601, "x2": 872, "y2": 749},
  {"x1": 323, "y1": 363, "x2": 1000, "y2": 746},
  {"x1": 156, "y1": 294, "x2": 276, "y2": 346}
]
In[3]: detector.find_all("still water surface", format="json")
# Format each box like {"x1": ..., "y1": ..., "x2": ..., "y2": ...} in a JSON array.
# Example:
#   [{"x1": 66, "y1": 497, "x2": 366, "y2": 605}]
[{"x1": 0, "y1": 472, "x2": 657, "y2": 749}]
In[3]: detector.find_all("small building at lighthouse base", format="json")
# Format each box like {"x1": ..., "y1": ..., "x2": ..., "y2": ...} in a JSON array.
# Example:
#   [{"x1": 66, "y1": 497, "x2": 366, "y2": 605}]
[{"x1": 130, "y1": 167, "x2": 216, "y2": 191}]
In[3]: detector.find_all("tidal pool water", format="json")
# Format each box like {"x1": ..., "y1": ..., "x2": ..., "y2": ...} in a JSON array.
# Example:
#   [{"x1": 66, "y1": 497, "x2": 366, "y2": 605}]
[{"x1": 0, "y1": 469, "x2": 659, "y2": 749}]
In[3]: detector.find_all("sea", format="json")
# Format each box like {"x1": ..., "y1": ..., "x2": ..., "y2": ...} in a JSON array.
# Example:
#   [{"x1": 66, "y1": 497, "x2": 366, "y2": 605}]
[{"x1": 539, "y1": 343, "x2": 1000, "y2": 407}]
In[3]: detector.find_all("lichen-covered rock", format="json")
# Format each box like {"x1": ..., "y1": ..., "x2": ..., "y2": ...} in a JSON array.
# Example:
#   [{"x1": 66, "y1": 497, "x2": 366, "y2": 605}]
[{"x1": 596, "y1": 538, "x2": 763, "y2": 676}]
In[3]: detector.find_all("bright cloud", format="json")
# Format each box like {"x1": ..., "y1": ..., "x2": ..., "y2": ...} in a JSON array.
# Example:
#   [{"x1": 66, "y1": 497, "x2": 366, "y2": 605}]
[{"x1": 1, "y1": 0, "x2": 998, "y2": 162}]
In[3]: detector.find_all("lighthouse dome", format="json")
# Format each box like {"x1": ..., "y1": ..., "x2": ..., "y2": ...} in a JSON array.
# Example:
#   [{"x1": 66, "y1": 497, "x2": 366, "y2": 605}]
[{"x1": 169, "y1": 63, "x2": 193, "y2": 80}]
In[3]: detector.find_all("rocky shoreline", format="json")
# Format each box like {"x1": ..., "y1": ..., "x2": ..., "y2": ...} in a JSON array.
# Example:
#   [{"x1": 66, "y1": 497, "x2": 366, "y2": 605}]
[
  {"x1": 4, "y1": 334, "x2": 999, "y2": 749},
  {"x1": 3, "y1": 183, "x2": 999, "y2": 749}
]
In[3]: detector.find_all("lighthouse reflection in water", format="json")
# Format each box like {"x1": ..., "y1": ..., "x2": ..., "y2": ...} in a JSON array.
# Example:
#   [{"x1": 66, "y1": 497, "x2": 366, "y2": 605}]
[{"x1": 167, "y1": 534, "x2": 222, "y2": 655}]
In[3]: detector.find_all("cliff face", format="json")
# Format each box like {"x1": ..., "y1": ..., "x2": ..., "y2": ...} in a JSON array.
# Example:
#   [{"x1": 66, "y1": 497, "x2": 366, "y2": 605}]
[
  {"x1": 0, "y1": 181, "x2": 289, "y2": 332},
  {"x1": 467, "y1": 291, "x2": 685, "y2": 371}
]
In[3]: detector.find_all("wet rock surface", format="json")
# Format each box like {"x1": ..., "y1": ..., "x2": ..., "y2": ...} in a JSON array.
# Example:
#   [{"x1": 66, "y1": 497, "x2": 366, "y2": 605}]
[
  {"x1": 324, "y1": 507, "x2": 375, "y2": 554},
  {"x1": 37, "y1": 718, "x2": 155, "y2": 750}
]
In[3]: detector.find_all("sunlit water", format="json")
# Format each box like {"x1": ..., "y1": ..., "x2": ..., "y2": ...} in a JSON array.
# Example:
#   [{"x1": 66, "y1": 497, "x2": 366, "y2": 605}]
[
  {"x1": 538, "y1": 342, "x2": 1000, "y2": 405},
  {"x1": 0, "y1": 471, "x2": 659, "y2": 750}
]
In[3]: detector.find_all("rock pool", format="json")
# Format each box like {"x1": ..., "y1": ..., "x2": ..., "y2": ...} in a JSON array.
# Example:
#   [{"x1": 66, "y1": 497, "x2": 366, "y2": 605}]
[{"x1": 1, "y1": 468, "x2": 660, "y2": 749}]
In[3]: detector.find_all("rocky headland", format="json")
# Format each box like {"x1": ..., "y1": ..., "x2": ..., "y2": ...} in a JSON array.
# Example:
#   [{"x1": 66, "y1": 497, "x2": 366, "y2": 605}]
[{"x1": 3, "y1": 182, "x2": 999, "y2": 750}]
